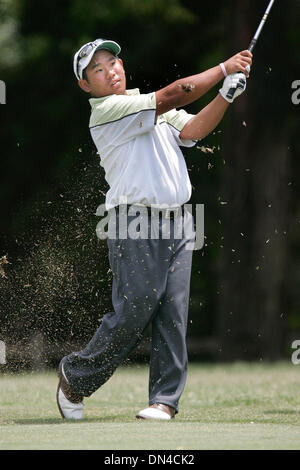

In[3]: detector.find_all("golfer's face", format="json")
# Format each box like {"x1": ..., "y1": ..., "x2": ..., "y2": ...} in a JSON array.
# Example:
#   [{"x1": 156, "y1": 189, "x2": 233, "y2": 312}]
[{"x1": 85, "y1": 50, "x2": 126, "y2": 97}]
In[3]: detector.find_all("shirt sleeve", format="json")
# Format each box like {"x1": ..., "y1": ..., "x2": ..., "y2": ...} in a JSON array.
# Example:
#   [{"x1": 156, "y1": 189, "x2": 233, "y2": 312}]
[
  {"x1": 162, "y1": 108, "x2": 197, "y2": 147},
  {"x1": 89, "y1": 92, "x2": 157, "y2": 146}
]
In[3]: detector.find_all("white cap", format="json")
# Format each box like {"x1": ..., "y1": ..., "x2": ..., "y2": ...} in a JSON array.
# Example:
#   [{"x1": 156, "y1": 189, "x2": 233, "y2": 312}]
[{"x1": 73, "y1": 38, "x2": 121, "y2": 80}]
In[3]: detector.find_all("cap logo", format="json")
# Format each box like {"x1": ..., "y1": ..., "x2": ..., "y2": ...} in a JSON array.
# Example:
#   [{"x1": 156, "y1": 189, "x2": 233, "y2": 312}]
[{"x1": 78, "y1": 41, "x2": 99, "y2": 59}]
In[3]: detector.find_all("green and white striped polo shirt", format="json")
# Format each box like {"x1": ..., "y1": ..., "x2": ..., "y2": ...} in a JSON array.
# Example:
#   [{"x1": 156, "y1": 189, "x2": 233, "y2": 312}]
[{"x1": 89, "y1": 88, "x2": 196, "y2": 209}]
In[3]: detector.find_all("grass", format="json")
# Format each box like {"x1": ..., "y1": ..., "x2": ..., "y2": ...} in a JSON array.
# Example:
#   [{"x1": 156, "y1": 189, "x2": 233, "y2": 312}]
[{"x1": 1, "y1": 362, "x2": 300, "y2": 450}]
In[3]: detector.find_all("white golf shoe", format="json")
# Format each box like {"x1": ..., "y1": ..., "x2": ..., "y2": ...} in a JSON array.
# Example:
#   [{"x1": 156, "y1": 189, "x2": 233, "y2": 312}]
[
  {"x1": 136, "y1": 403, "x2": 175, "y2": 420},
  {"x1": 56, "y1": 359, "x2": 84, "y2": 420}
]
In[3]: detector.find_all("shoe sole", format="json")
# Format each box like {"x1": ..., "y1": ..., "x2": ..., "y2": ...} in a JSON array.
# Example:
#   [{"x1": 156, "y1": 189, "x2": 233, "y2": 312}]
[{"x1": 136, "y1": 413, "x2": 173, "y2": 420}]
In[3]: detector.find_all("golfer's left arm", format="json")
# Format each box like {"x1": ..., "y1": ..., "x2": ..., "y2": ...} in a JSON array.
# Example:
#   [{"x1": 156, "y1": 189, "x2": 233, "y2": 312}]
[{"x1": 179, "y1": 94, "x2": 229, "y2": 140}]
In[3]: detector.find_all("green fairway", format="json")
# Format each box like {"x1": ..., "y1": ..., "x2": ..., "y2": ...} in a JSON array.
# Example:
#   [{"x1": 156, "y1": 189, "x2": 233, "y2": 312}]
[{"x1": 0, "y1": 362, "x2": 300, "y2": 450}]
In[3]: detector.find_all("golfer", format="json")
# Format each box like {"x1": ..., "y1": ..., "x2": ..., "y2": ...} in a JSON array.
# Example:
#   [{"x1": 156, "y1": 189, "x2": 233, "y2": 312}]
[{"x1": 56, "y1": 38, "x2": 252, "y2": 420}]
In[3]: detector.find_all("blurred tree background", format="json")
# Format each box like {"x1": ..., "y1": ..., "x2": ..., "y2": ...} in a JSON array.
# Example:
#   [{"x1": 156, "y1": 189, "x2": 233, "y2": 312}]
[{"x1": 0, "y1": 0, "x2": 299, "y2": 369}]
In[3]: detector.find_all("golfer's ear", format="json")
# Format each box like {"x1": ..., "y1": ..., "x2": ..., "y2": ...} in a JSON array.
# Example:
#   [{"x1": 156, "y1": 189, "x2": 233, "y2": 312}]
[{"x1": 78, "y1": 79, "x2": 91, "y2": 93}]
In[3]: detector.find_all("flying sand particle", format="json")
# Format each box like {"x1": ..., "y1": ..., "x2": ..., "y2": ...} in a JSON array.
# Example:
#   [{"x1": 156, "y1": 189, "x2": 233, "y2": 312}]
[
  {"x1": 178, "y1": 83, "x2": 195, "y2": 93},
  {"x1": 197, "y1": 145, "x2": 215, "y2": 154},
  {"x1": 0, "y1": 255, "x2": 9, "y2": 278}
]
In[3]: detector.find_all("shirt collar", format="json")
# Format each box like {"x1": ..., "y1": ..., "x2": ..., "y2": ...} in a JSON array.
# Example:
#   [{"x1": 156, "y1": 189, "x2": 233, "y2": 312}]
[{"x1": 89, "y1": 88, "x2": 140, "y2": 108}]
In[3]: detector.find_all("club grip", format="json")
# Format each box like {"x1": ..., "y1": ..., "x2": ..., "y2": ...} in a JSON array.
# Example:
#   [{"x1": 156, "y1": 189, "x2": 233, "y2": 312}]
[{"x1": 248, "y1": 38, "x2": 257, "y2": 53}]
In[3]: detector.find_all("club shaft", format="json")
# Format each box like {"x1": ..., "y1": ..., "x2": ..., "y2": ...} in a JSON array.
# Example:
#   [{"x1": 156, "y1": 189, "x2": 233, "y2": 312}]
[
  {"x1": 248, "y1": 0, "x2": 276, "y2": 52},
  {"x1": 226, "y1": 0, "x2": 276, "y2": 100}
]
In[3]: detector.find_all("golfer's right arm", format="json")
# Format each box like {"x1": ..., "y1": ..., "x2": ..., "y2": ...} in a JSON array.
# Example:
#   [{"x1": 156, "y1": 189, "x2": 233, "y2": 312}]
[{"x1": 155, "y1": 50, "x2": 252, "y2": 117}]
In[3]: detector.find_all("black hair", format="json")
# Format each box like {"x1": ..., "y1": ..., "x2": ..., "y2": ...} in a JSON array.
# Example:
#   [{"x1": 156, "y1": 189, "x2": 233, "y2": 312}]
[{"x1": 82, "y1": 68, "x2": 88, "y2": 82}]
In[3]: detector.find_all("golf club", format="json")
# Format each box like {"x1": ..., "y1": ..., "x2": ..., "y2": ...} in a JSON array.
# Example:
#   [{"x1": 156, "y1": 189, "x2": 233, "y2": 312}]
[{"x1": 226, "y1": 0, "x2": 276, "y2": 100}]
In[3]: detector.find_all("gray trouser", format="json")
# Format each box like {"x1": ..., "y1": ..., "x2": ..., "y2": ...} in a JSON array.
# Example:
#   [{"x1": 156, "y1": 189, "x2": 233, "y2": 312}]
[{"x1": 63, "y1": 209, "x2": 194, "y2": 413}]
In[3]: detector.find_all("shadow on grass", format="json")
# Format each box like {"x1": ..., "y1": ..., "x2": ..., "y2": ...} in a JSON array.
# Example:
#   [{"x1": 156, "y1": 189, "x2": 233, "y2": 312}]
[
  {"x1": 13, "y1": 418, "x2": 70, "y2": 425},
  {"x1": 13, "y1": 415, "x2": 138, "y2": 425}
]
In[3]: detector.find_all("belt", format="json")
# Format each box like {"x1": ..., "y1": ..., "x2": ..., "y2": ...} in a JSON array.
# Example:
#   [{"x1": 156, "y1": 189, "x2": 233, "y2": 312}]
[{"x1": 113, "y1": 204, "x2": 184, "y2": 220}]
